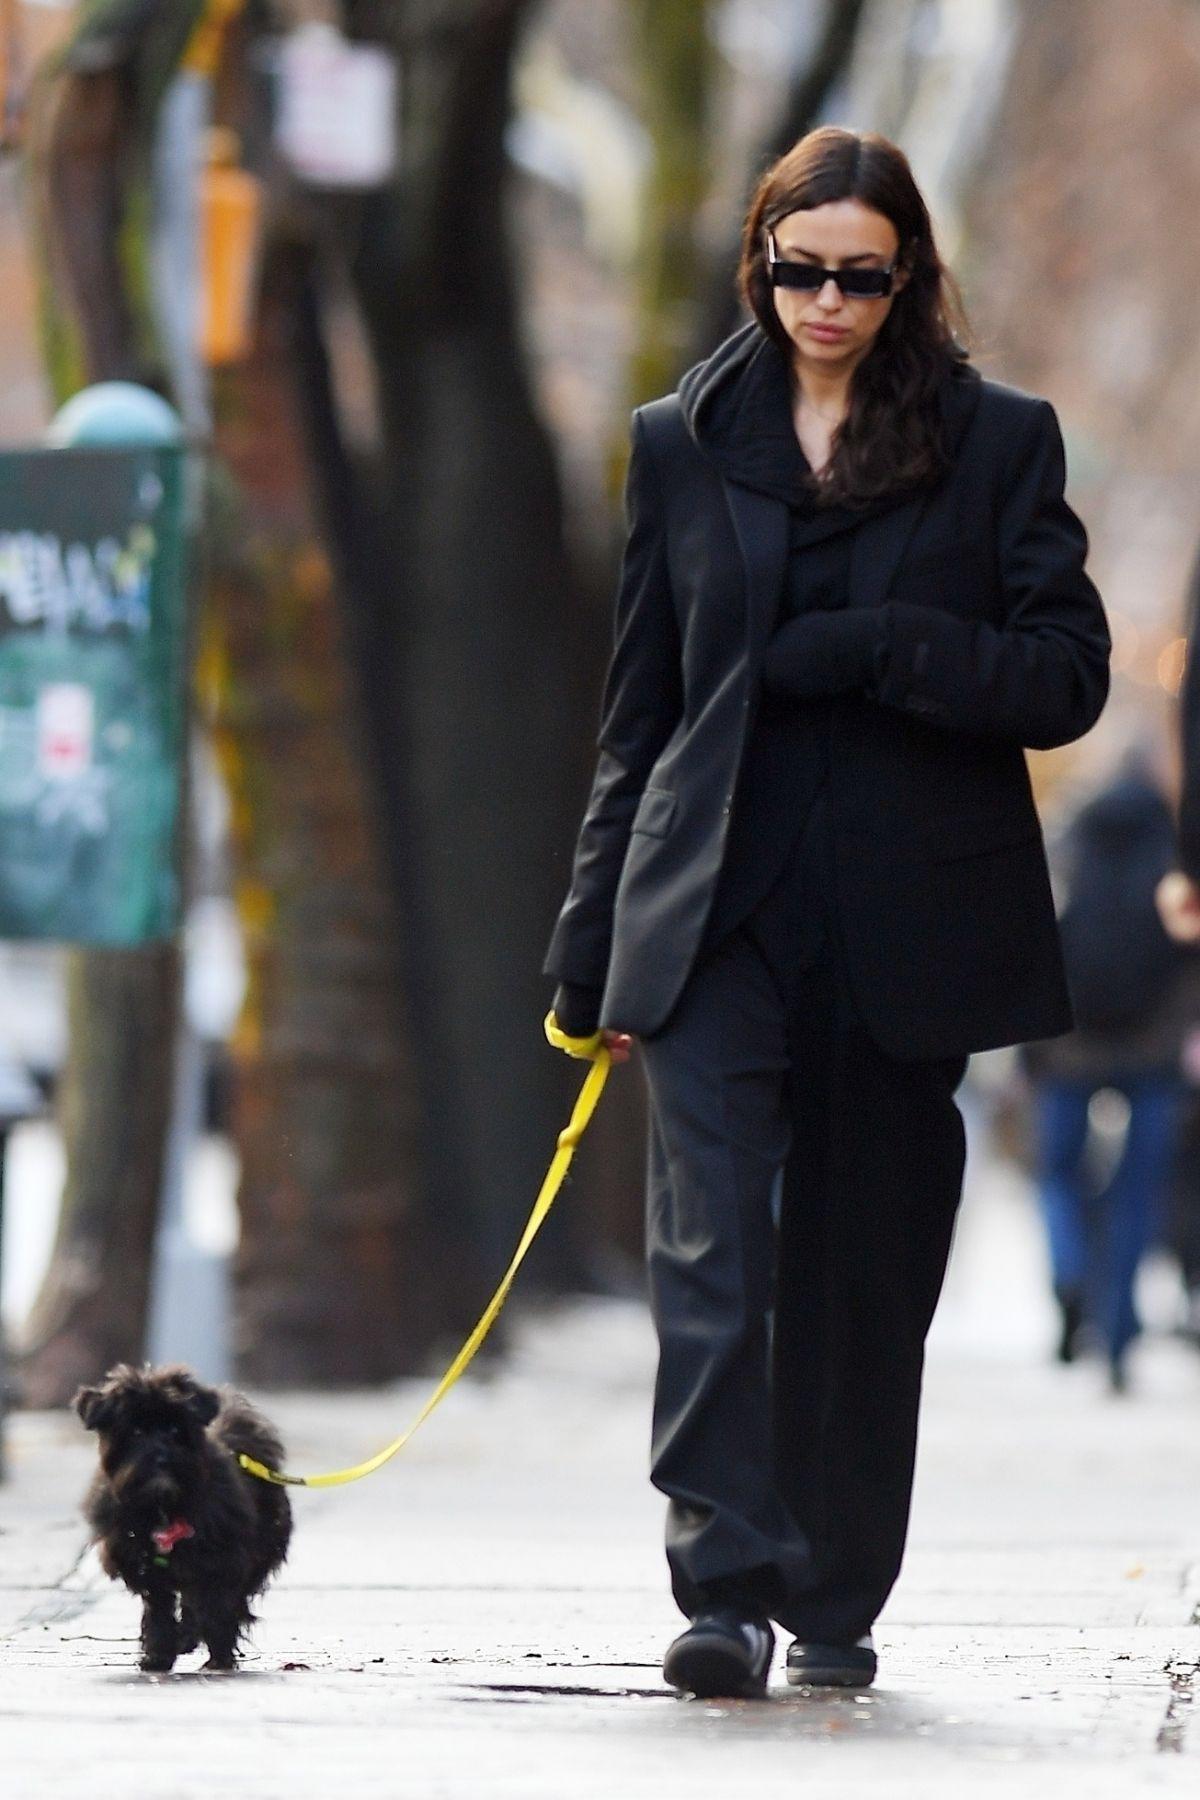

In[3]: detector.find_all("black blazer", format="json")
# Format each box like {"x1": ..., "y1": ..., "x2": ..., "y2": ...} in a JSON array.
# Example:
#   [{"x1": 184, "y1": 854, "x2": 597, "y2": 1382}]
[{"x1": 544, "y1": 357, "x2": 1111, "y2": 1058}]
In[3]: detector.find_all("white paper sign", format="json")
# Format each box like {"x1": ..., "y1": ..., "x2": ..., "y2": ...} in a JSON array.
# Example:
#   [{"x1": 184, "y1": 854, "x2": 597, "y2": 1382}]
[
  {"x1": 276, "y1": 24, "x2": 398, "y2": 189},
  {"x1": 37, "y1": 683, "x2": 94, "y2": 780}
]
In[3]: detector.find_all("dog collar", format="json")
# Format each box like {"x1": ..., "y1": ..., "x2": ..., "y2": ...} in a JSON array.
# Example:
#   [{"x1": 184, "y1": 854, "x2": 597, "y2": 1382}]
[{"x1": 151, "y1": 1519, "x2": 195, "y2": 1557}]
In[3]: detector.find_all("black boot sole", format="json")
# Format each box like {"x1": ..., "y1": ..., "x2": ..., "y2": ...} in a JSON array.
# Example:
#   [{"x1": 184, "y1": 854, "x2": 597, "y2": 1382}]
[
  {"x1": 786, "y1": 1646, "x2": 877, "y2": 1688},
  {"x1": 663, "y1": 1629, "x2": 769, "y2": 1699}
]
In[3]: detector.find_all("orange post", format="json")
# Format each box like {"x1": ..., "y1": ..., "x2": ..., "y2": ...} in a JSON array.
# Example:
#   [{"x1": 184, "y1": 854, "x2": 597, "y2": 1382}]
[{"x1": 201, "y1": 128, "x2": 263, "y2": 367}]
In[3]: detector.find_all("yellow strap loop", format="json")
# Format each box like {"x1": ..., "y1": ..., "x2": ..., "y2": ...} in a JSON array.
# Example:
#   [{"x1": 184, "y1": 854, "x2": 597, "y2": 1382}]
[{"x1": 239, "y1": 1011, "x2": 611, "y2": 1488}]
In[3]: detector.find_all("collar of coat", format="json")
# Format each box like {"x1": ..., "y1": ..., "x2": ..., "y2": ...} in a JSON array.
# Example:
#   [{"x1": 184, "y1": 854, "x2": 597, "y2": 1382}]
[
  {"x1": 677, "y1": 318, "x2": 982, "y2": 508},
  {"x1": 678, "y1": 327, "x2": 986, "y2": 661}
]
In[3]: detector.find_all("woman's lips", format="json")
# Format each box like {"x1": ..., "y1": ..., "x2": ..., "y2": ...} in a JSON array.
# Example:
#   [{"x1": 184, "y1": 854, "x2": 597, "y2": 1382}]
[{"x1": 805, "y1": 323, "x2": 850, "y2": 341}]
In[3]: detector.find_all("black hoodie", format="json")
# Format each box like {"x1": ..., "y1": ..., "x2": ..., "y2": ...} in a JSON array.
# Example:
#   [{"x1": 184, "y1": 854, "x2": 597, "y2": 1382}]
[
  {"x1": 676, "y1": 318, "x2": 922, "y2": 512},
  {"x1": 678, "y1": 320, "x2": 813, "y2": 505}
]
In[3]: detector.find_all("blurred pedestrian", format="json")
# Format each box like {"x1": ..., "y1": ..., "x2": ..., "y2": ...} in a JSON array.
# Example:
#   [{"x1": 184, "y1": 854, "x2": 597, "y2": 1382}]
[
  {"x1": 1157, "y1": 549, "x2": 1200, "y2": 943},
  {"x1": 1151, "y1": 543, "x2": 1200, "y2": 1342},
  {"x1": 1022, "y1": 760, "x2": 1188, "y2": 1391},
  {"x1": 545, "y1": 127, "x2": 1109, "y2": 1698},
  {"x1": 1165, "y1": 1035, "x2": 1200, "y2": 1348}
]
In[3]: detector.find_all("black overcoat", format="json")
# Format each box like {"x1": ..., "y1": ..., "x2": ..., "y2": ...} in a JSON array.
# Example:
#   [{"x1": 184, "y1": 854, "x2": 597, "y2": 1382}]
[{"x1": 544, "y1": 332, "x2": 1111, "y2": 1058}]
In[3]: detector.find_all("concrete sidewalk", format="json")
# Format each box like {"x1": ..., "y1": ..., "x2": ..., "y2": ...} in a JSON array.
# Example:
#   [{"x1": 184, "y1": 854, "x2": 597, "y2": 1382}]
[{"x1": 2, "y1": 1180, "x2": 1199, "y2": 1797}]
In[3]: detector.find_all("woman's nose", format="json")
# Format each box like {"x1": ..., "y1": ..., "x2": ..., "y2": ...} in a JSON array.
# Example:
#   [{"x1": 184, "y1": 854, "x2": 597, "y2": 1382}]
[{"x1": 816, "y1": 277, "x2": 842, "y2": 309}]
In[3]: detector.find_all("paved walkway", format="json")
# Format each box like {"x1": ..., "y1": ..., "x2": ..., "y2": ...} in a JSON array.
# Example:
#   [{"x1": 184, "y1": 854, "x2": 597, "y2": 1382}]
[{"x1": 2, "y1": 1167, "x2": 1198, "y2": 1797}]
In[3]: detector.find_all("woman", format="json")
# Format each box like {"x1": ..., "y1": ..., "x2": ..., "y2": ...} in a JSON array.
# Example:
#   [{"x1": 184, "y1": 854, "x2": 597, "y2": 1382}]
[{"x1": 544, "y1": 127, "x2": 1109, "y2": 1699}]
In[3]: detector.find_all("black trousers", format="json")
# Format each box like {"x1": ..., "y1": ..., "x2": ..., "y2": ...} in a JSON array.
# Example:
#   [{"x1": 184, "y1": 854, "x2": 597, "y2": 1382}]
[{"x1": 638, "y1": 805, "x2": 967, "y2": 1643}]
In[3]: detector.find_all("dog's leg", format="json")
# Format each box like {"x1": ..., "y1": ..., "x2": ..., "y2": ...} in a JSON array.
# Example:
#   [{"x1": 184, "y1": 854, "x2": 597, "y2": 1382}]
[
  {"x1": 139, "y1": 1586, "x2": 179, "y2": 1673},
  {"x1": 198, "y1": 1594, "x2": 249, "y2": 1672},
  {"x1": 177, "y1": 1602, "x2": 202, "y2": 1657},
  {"x1": 199, "y1": 1622, "x2": 239, "y2": 1672}
]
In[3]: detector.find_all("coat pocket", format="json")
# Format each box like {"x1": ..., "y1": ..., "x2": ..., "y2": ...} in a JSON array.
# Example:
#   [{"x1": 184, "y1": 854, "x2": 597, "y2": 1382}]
[{"x1": 630, "y1": 785, "x2": 678, "y2": 838}]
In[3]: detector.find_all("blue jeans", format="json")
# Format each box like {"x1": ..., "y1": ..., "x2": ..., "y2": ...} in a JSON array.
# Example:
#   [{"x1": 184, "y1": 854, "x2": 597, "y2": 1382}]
[{"x1": 1035, "y1": 1074, "x2": 1180, "y2": 1361}]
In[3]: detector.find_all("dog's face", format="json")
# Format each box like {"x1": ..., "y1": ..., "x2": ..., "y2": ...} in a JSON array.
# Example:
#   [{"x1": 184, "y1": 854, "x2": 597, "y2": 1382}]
[{"x1": 74, "y1": 1364, "x2": 221, "y2": 1514}]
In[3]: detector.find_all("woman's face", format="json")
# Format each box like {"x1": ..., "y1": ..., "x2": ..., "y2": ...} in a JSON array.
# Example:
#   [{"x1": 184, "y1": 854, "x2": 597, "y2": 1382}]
[{"x1": 767, "y1": 198, "x2": 907, "y2": 372}]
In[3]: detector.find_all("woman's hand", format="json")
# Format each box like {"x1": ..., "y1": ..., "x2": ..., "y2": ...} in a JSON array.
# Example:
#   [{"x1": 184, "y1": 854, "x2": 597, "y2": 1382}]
[
  {"x1": 761, "y1": 608, "x2": 885, "y2": 698},
  {"x1": 552, "y1": 982, "x2": 636, "y2": 1061},
  {"x1": 1156, "y1": 872, "x2": 1200, "y2": 944}
]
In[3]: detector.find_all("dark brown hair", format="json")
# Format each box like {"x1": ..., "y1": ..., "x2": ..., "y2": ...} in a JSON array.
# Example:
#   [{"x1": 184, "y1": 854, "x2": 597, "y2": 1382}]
[{"x1": 737, "y1": 127, "x2": 971, "y2": 507}]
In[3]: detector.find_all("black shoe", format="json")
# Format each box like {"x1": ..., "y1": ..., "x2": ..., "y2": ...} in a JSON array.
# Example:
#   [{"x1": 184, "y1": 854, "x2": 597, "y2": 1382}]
[
  {"x1": 1055, "y1": 1286, "x2": 1085, "y2": 1364},
  {"x1": 1182, "y1": 1285, "x2": 1200, "y2": 1351},
  {"x1": 785, "y1": 1631, "x2": 877, "y2": 1688},
  {"x1": 663, "y1": 1609, "x2": 774, "y2": 1698}
]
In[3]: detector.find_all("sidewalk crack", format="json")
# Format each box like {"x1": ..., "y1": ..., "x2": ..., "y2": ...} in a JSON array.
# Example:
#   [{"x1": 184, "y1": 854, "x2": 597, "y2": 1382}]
[{"x1": 1, "y1": 1538, "x2": 103, "y2": 1641}]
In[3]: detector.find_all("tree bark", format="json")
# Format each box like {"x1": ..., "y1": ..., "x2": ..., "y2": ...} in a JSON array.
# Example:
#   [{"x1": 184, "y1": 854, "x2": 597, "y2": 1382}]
[
  {"x1": 304, "y1": 0, "x2": 593, "y2": 1286},
  {"x1": 1, "y1": 0, "x2": 22, "y2": 149},
  {"x1": 42, "y1": 70, "x2": 139, "y2": 383},
  {"x1": 692, "y1": 0, "x2": 868, "y2": 359},
  {"x1": 207, "y1": 239, "x2": 465, "y2": 1382},
  {"x1": 17, "y1": 26, "x2": 194, "y2": 1406},
  {"x1": 625, "y1": 0, "x2": 718, "y2": 403},
  {"x1": 18, "y1": 945, "x2": 179, "y2": 1405}
]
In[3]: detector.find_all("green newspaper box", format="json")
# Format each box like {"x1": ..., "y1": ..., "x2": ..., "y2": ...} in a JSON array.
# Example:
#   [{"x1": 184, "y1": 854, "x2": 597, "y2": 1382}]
[{"x1": 0, "y1": 446, "x2": 189, "y2": 943}]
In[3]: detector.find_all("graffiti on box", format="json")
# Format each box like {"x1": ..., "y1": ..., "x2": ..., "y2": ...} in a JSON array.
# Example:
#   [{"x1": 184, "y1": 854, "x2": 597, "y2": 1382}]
[
  {"x1": 0, "y1": 525, "x2": 156, "y2": 636},
  {"x1": 0, "y1": 449, "x2": 188, "y2": 944}
]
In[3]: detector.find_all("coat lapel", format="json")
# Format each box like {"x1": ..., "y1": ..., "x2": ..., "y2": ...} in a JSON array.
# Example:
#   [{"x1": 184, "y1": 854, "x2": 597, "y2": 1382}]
[
  {"x1": 846, "y1": 489, "x2": 932, "y2": 613},
  {"x1": 722, "y1": 479, "x2": 790, "y2": 663},
  {"x1": 847, "y1": 364, "x2": 985, "y2": 612},
  {"x1": 720, "y1": 361, "x2": 986, "y2": 644}
]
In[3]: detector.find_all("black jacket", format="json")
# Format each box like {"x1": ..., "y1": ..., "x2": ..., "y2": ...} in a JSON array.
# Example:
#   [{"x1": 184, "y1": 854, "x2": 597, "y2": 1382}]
[
  {"x1": 1024, "y1": 769, "x2": 1187, "y2": 1077},
  {"x1": 545, "y1": 322, "x2": 1111, "y2": 1057}
]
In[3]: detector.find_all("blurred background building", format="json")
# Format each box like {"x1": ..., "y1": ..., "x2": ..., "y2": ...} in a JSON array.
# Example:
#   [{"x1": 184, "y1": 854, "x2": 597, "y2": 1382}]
[{"x1": 0, "y1": 0, "x2": 1198, "y2": 1407}]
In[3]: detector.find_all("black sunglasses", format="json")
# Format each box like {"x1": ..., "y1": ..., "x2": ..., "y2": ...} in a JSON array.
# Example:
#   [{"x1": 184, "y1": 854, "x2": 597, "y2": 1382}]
[{"x1": 765, "y1": 230, "x2": 896, "y2": 300}]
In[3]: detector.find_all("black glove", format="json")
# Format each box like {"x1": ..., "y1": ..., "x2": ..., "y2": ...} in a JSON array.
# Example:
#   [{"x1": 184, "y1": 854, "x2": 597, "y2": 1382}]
[
  {"x1": 760, "y1": 607, "x2": 886, "y2": 699},
  {"x1": 552, "y1": 980, "x2": 603, "y2": 1037}
]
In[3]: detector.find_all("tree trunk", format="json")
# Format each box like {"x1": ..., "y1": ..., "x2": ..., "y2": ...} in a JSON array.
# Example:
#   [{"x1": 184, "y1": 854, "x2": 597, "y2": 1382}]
[
  {"x1": 1, "y1": 0, "x2": 22, "y2": 148},
  {"x1": 18, "y1": 945, "x2": 179, "y2": 1405},
  {"x1": 16, "y1": 40, "x2": 190, "y2": 1406},
  {"x1": 206, "y1": 239, "x2": 464, "y2": 1382},
  {"x1": 306, "y1": 0, "x2": 593, "y2": 1287},
  {"x1": 692, "y1": 0, "x2": 868, "y2": 359},
  {"x1": 625, "y1": 0, "x2": 718, "y2": 403}
]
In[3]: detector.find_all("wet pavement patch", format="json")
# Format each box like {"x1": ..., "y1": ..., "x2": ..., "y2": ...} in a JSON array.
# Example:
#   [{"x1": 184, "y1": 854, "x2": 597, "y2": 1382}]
[{"x1": 1156, "y1": 1658, "x2": 1197, "y2": 1753}]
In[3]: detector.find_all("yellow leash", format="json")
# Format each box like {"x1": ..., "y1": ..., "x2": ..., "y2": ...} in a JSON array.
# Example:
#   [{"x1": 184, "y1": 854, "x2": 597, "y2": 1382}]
[{"x1": 239, "y1": 1012, "x2": 611, "y2": 1488}]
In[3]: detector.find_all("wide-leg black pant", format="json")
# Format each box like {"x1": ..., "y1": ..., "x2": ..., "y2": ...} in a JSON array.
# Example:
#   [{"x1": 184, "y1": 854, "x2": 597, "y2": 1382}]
[{"x1": 638, "y1": 810, "x2": 967, "y2": 1643}]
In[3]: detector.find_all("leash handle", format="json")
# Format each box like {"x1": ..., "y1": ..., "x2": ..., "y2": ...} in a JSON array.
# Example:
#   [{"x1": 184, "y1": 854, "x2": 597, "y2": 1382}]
[{"x1": 543, "y1": 1011, "x2": 605, "y2": 1060}]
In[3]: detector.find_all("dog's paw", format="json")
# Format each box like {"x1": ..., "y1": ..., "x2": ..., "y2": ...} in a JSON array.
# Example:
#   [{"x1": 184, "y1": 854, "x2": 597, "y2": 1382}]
[
  {"x1": 200, "y1": 1654, "x2": 237, "y2": 1673},
  {"x1": 139, "y1": 1653, "x2": 177, "y2": 1674}
]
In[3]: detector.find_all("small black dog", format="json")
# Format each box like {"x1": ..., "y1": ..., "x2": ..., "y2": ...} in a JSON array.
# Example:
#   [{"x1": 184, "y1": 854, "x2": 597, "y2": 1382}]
[{"x1": 75, "y1": 1363, "x2": 292, "y2": 1673}]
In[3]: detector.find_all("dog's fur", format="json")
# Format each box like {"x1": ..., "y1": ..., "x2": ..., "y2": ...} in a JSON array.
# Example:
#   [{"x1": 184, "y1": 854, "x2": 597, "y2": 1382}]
[{"x1": 75, "y1": 1363, "x2": 292, "y2": 1672}]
